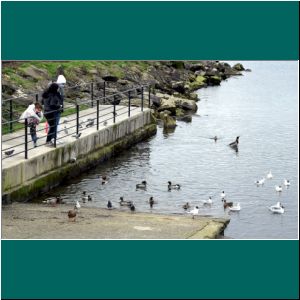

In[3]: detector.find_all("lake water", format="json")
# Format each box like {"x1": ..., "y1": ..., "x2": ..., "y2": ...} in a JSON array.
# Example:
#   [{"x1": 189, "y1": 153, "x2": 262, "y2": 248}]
[{"x1": 38, "y1": 61, "x2": 299, "y2": 239}]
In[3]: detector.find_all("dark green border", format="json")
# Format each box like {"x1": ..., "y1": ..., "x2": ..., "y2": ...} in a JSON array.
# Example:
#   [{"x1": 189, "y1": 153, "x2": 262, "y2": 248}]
[
  {"x1": 2, "y1": 241, "x2": 299, "y2": 299},
  {"x1": 1, "y1": 1, "x2": 299, "y2": 60},
  {"x1": 1, "y1": 1, "x2": 299, "y2": 299}
]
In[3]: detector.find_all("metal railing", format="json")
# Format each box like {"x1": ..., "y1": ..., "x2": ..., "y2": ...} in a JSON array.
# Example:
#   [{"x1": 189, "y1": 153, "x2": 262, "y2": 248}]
[{"x1": 2, "y1": 84, "x2": 153, "y2": 160}]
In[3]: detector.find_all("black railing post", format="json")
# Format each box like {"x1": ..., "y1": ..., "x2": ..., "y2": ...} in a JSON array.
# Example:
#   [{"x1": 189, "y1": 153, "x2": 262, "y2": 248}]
[
  {"x1": 76, "y1": 104, "x2": 79, "y2": 135},
  {"x1": 96, "y1": 99, "x2": 99, "y2": 130},
  {"x1": 148, "y1": 85, "x2": 151, "y2": 108},
  {"x1": 91, "y1": 82, "x2": 94, "y2": 108},
  {"x1": 128, "y1": 91, "x2": 131, "y2": 117},
  {"x1": 24, "y1": 118, "x2": 28, "y2": 159},
  {"x1": 103, "y1": 81, "x2": 106, "y2": 104},
  {"x1": 141, "y1": 86, "x2": 144, "y2": 111},
  {"x1": 113, "y1": 104, "x2": 116, "y2": 123},
  {"x1": 9, "y1": 99, "x2": 13, "y2": 133},
  {"x1": 36, "y1": 93, "x2": 39, "y2": 103}
]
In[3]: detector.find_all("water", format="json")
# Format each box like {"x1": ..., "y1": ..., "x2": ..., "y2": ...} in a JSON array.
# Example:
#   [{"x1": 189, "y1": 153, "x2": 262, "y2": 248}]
[{"x1": 38, "y1": 61, "x2": 299, "y2": 239}]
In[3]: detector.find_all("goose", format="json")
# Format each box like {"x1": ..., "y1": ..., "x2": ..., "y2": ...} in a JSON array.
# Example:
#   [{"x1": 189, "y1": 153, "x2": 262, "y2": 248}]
[
  {"x1": 229, "y1": 202, "x2": 241, "y2": 211},
  {"x1": 267, "y1": 171, "x2": 273, "y2": 179},
  {"x1": 275, "y1": 185, "x2": 283, "y2": 192},
  {"x1": 255, "y1": 178, "x2": 265, "y2": 185},
  {"x1": 182, "y1": 202, "x2": 190, "y2": 210},
  {"x1": 168, "y1": 181, "x2": 181, "y2": 190},
  {"x1": 107, "y1": 200, "x2": 113, "y2": 209},
  {"x1": 187, "y1": 206, "x2": 199, "y2": 219},
  {"x1": 68, "y1": 207, "x2": 78, "y2": 221},
  {"x1": 228, "y1": 136, "x2": 240, "y2": 148},
  {"x1": 284, "y1": 179, "x2": 290, "y2": 186},
  {"x1": 119, "y1": 197, "x2": 132, "y2": 206},
  {"x1": 136, "y1": 180, "x2": 147, "y2": 189},
  {"x1": 220, "y1": 191, "x2": 226, "y2": 199},
  {"x1": 202, "y1": 197, "x2": 213, "y2": 205},
  {"x1": 222, "y1": 199, "x2": 233, "y2": 209},
  {"x1": 75, "y1": 201, "x2": 81, "y2": 209},
  {"x1": 269, "y1": 202, "x2": 284, "y2": 214}
]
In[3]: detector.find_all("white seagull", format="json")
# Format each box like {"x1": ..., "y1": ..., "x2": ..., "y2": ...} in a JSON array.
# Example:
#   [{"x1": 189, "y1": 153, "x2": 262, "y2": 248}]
[
  {"x1": 255, "y1": 178, "x2": 265, "y2": 185},
  {"x1": 284, "y1": 179, "x2": 291, "y2": 186},
  {"x1": 75, "y1": 201, "x2": 81, "y2": 209},
  {"x1": 229, "y1": 202, "x2": 241, "y2": 211},
  {"x1": 267, "y1": 171, "x2": 273, "y2": 179},
  {"x1": 188, "y1": 206, "x2": 199, "y2": 219},
  {"x1": 220, "y1": 191, "x2": 226, "y2": 199},
  {"x1": 202, "y1": 197, "x2": 213, "y2": 205},
  {"x1": 275, "y1": 185, "x2": 283, "y2": 192}
]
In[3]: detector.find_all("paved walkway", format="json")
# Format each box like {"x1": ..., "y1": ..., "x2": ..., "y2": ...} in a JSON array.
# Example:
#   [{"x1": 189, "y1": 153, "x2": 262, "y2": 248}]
[{"x1": 2, "y1": 105, "x2": 146, "y2": 168}]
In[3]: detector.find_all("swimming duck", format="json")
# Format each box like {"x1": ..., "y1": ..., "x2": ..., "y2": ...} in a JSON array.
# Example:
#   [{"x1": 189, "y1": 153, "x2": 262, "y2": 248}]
[
  {"x1": 284, "y1": 179, "x2": 290, "y2": 186},
  {"x1": 203, "y1": 197, "x2": 213, "y2": 205},
  {"x1": 182, "y1": 202, "x2": 191, "y2": 210},
  {"x1": 220, "y1": 191, "x2": 226, "y2": 199},
  {"x1": 136, "y1": 180, "x2": 147, "y2": 189},
  {"x1": 119, "y1": 196, "x2": 132, "y2": 206},
  {"x1": 82, "y1": 191, "x2": 92, "y2": 203},
  {"x1": 68, "y1": 207, "x2": 78, "y2": 221},
  {"x1": 149, "y1": 196, "x2": 155, "y2": 209},
  {"x1": 267, "y1": 171, "x2": 273, "y2": 179},
  {"x1": 107, "y1": 200, "x2": 113, "y2": 209},
  {"x1": 168, "y1": 181, "x2": 181, "y2": 190},
  {"x1": 228, "y1": 136, "x2": 240, "y2": 148},
  {"x1": 129, "y1": 203, "x2": 135, "y2": 212},
  {"x1": 269, "y1": 202, "x2": 284, "y2": 214},
  {"x1": 275, "y1": 185, "x2": 283, "y2": 192},
  {"x1": 255, "y1": 178, "x2": 265, "y2": 185},
  {"x1": 101, "y1": 175, "x2": 108, "y2": 185},
  {"x1": 222, "y1": 199, "x2": 233, "y2": 209},
  {"x1": 229, "y1": 202, "x2": 241, "y2": 211},
  {"x1": 42, "y1": 196, "x2": 62, "y2": 206},
  {"x1": 188, "y1": 206, "x2": 199, "y2": 219}
]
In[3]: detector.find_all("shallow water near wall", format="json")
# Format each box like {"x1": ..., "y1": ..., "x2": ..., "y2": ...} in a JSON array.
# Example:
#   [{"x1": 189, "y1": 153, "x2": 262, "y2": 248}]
[{"x1": 36, "y1": 61, "x2": 298, "y2": 239}]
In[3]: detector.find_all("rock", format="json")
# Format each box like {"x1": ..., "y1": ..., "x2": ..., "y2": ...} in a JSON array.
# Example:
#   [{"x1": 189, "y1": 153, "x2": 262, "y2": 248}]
[
  {"x1": 206, "y1": 76, "x2": 221, "y2": 86},
  {"x1": 157, "y1": 97, "x2": 177, "y2": 115},
  {"x1": 245, "y1": 69, "x2": 252, "y2": 72},
  {"x1": 162, "y1": 113, "x2": 177, "y2": 129},
  {"x1": 189, "y1": 93, "x2": 199, "y2": 101},
  {"x1": 118, "y1": 79, "x2": 131, "y2": 85},
  {"x1": 178, "y1": 115, "x2": 192, "y2": 122},
  {"x1": 180, "y1": 100, "x2": 198, "y2": 112},
  {"x1": 195, "y1": 70, "x2": 206, "y2": 76},
  {"x1": 2, "y1": 79, "x2": 17, "y2": 95},
  {"x1": 102, "y1": 75, "x2": 119, "y2": 82},
  {"x1": 159, "y1": 110, "x2": 172, "y2": 119},
  {"x1": 176, "y1": 108, "x2": 185, "y2": 117},
  {"x1": 88, "y1": 69, "x2": 98, "y2": 75},
  {"x1": 22, "y1": 66, "x2": 49, "y2": 81},
  {"x1": 233, "y1": 63, "x2": 245, "y2": 71},
  {"x1": 150, "y1": 94, "x2": 162, "y2": 107},
  {"x1": 187, "y1": 63, "x2": 205, "y2": 72},
  {"x1": 171, "y1": 81, "x2": 185, "y2": 94},
  {"x1": 188, "y1": 75, "x2": 207, "y2": 91},
  {"x1": 170, "y1": 61, "x2": 185, "y2": 69}
]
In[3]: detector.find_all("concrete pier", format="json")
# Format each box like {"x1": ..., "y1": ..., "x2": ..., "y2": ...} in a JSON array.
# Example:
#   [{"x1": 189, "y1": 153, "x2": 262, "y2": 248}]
[{"x1": 2, "y1": 106, "x2": 156, "y2": 203}]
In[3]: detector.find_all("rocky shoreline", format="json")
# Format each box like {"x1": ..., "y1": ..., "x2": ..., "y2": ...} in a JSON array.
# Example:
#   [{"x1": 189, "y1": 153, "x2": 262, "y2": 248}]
[{"x1": 2, "y1": 61, "x2": 248, "y2": 125}]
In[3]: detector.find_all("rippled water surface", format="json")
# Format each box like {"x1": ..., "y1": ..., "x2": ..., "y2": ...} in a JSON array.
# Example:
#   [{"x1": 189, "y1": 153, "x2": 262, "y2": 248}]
[{"x1": 39, "y1": 61, "x2": 299, "y2": 239}]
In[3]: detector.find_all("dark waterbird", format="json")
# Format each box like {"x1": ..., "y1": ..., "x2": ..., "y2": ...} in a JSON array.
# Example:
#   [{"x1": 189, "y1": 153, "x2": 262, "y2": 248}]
[
  {"x1": 4, "y1": 149, "x2": 14, "y2": 156},
  {"x1": 228, "y1": 136, "x2": 240, "y2": 149},
  {"x1": 129, "y1": 203, "x2": 136, "y2": 212},
  {"x1": 107, "y1": 200, "x2": 113, "y2": 209},
  {"x1": 136, "y1": 180, "x2": 147, "y2": 189},
  {"x1": 168, "y1": 181, "x2": 181, "y2": 191}
]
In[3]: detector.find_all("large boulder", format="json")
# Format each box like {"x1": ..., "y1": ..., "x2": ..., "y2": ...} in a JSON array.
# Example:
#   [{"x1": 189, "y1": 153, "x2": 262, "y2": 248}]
[
  {"x1": 206, "y1": 76, "x2": 221, "y2": 86},
  {"x1": 233, "y1": 63, "x2": 245, "y2": 71},
  {"x1": 188, "y1": 75, "x2": 207, "y2": 90},
  {"x1": 22, "y1": 66, "x2": 49, "y2": 81},
  {"x1": 162, "y1": 113, "x2": 177, "y2": 129},
  {"x1": 171, "y1": 81, "x2": 185, "y2": 94},
  {"x1": 157, "y1": 97, "x2": 177, "y2": 115}
]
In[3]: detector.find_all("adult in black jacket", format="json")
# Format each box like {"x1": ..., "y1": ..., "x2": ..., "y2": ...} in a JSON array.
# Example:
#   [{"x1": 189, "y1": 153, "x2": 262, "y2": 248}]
[{"x1": 42, "y1": 83, "x2": 63, "y2": 145}]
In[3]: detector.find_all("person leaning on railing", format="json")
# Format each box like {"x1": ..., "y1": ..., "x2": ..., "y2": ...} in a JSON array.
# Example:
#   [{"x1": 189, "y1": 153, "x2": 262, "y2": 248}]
[{"x1": 41, "y1": 83, "x2": 63, "y2": 146}]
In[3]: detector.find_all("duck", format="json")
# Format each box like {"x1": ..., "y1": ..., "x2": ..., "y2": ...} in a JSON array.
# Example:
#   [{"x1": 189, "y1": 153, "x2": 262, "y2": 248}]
[
  {"x1": 222, "y1": 199, "x2": 233, "y2": 209},
  {"x1": 82, "y1": 191, "x2": 92, "y2": 203},
  {"x1": 202, "y1": 197, "x2": 213, "y2": 205},
  {"x1": 269, "y1": 202, "x2": 284, "y2": 214},
  {"x1": 129, "y1": 203, "x2": 135, "y2": 212},
  {"x1": 68, "y1": 207, "x2": 78, "y2": 221},
  {"x1": 275, "y1": 185, "x2": 283, "y2": 192},
  {"x1": 101, "y1": 175, "x2": 108, "y2": 185},
  {"x1": 182, "y1": 202, "x2": 190, "y2": 210},
  {"x1": 107, "y1": 200, "x2": 113, "y2": 209},
  {"x1": 229, "y1": 202, "x2": 241, "y2": 211},
  {"x1": 267, "y1": 171, "x2": 273, "y2": 179},
  {"x1": 284, "y1": 179, "x2": 291, "y2": 186},
  {"x1": 255, "y1": 178, "x2": 265, "y2": 186},
  {"x1": 228, "y1": 136, "x2": 240, "y2": 148},
  {"x1": 187, "y1": 206, "x2": 199, "y2": 219},
  {"x1": 136, "y1": 180, "x2": 147, "y2": 189},
  {"x1": 149, "y1": 196, "x2": 155, "y2": 209},
  {"x1": 42, "y1": 196, "x2": 62, "y2": 206},
  {"x1": 220, "y1": 191, "x2": 226, "y2": 199},
  {"x1": 168, "y1": 181, "x2": 181, "y2": 190},
  {"x1": 119, "y1": 196, "x2": 132, "y2": 206},
  {"x1": 4, "y1": 149, "x2": 14, "y2": 156}
]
